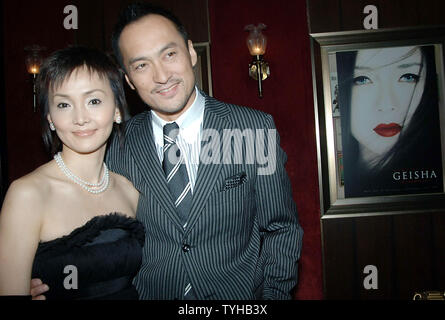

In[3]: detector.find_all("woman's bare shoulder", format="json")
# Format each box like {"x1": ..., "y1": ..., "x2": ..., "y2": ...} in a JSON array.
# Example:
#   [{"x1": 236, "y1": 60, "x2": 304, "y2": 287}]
[{"x1": 3, "y1": 162, "x2": 56, "y2": 211}]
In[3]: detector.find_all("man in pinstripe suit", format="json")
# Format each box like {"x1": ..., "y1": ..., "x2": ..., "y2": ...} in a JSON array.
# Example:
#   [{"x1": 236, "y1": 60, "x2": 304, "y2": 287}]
[
  {"x1": 31, "y1": 3, "x2": 303, "y2": 300},
  {"x1": 109, "y1": 3, "x2": 303, "y2": 300}
]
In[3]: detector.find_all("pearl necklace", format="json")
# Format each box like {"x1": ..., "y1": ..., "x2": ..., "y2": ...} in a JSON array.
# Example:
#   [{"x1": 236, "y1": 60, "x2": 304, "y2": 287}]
[{"x1": 54, "y1": 152, "x2": 109, "y2": 194}]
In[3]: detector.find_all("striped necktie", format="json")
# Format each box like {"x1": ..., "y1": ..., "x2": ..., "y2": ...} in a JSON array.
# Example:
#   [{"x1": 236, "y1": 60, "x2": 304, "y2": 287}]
[
  {"x1": 162, "y1": 122, "x2": 196, "y2": 299},
  {"x1": 162, "y1": 122, "x2": 192, "y2": 227}
]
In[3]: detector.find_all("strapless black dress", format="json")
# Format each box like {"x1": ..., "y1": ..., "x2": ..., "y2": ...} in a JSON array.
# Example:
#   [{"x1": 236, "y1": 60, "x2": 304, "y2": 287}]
[{"x1": 31, "y1": 213, "x2": 145, "y2": 300}]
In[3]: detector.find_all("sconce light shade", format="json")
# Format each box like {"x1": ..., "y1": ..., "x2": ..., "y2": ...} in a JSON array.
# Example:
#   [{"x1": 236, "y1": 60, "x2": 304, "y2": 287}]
[
  {"x1": 25, "y1": 45, "x2": 45, "y2": 75},
  {"x1": 245, "y1": 24, "x2": 267, "y2": 56}
]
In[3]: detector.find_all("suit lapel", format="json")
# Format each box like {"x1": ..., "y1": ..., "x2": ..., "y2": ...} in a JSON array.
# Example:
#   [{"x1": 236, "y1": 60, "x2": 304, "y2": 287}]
[
  {"x1": 185, "y1": 96, "x2": 231, "y2": 234},
  {"x1": 128, "y1": 112, "x2": 184, "y2": 229}
]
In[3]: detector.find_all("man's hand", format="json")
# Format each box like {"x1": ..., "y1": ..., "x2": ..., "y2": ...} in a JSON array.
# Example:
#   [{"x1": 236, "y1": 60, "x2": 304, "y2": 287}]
[{"x1": 30, "y1": 278, "x2": 49, "y2": 300}]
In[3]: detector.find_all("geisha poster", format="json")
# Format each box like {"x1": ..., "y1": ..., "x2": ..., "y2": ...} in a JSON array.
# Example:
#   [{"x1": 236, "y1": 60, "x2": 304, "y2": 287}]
[{"x1": 331, "y1": 44, "x2": 444, "y2": 198}]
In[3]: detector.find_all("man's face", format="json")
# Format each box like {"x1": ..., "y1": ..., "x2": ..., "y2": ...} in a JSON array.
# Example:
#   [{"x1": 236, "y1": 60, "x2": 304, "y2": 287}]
[{"x1": 119, "y1": 14, "x2": 198, "y2": 121}]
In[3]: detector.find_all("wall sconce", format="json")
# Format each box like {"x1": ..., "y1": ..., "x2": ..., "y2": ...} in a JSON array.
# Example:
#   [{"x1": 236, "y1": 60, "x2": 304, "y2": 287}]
[
  {"x1": 25, "y1": 45, "x2": 45, "y2": 112},
  {"x1": 245, "y1": 23, "x2": 270, "y2": 98}
]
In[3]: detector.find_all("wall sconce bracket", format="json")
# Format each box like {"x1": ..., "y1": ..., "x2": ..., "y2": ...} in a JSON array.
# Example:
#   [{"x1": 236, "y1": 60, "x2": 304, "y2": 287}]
[
  {"x1": 245, "y1": 24, "x2": 269, "y2": 98},
  {"x1": 249, "y1": 58, "x2": 270, "y2": 81},
  {"x1": 24, "y1": 45, "x2": 46, "y2": 112}
]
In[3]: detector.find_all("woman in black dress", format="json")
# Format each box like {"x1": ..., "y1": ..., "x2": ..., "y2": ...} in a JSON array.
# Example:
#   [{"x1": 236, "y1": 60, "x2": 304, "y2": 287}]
[{"x1": 0, "y1": 46, "x2": 144, "y2": 299}]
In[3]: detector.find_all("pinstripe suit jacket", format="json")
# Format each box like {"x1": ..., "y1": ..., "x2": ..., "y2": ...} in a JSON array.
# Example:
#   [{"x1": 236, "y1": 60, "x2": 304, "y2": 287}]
[{"x1": 106, "y1": 93, "x2": 303, "y2": 300}]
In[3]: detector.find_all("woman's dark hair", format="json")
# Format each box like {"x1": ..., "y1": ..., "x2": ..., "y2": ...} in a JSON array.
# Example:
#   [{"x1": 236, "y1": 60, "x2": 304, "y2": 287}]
[
  {"x1": 336, "y1": 45, "x2": 443, "y2": 197},
  {"x1": 37, "y1": 46, "x2": 127, "y2": 156},
  {"x1": 111, "y1": 2, "x2": 189, "y2": 70}
]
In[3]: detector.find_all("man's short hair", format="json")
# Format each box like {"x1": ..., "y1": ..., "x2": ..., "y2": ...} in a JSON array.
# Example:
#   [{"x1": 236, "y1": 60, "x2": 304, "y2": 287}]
[{"x1": 111, "y1": 2, "x2": 189, "y2": 70}]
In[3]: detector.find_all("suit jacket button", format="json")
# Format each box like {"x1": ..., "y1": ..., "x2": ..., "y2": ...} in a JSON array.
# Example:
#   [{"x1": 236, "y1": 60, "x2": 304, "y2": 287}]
[{"x1": 182, "y1": 244, "x2": 190, "y2": 252}]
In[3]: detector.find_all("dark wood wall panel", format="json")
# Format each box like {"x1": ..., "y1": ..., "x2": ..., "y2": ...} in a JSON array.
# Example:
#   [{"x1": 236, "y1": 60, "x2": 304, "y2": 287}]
[
  {"x1": 355, "y1": 216, "x2": 394, "y2": 299},
  {"x1": 322, "y1": 212, "x2": 445, "y2": 299},
  {"x1": 308, "y1": 0, "x2": 445, "y2": 33},
  {"x1": 309, "y1": 0, "x2": 445, "y2": 299},
  {"x1": 322, "y1": 218, "x2": 357, "y2": 299},
  {"x1": 432, "y1": 213, "x2": 445, "y2": 287},
  {"x1": 392, "y1": 214, "x2": 434, "y2": 298},
  {"x1": 306, "y1": 0, "x2": 341, "y2": 34}
]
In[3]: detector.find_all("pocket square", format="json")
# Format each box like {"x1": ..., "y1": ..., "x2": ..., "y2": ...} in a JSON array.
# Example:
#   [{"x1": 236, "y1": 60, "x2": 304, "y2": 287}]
[{"x1": 222, "y1": 172, "x2": 247, "y2": 191}]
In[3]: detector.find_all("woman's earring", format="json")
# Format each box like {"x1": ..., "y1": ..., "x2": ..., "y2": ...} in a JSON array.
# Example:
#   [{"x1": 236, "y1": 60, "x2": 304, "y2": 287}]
[
  {"x1": 49, "y1": 122, "x2": 56, "y2": 131},
  {"x1": 115, "y1": 114, "x2": 122, "y2": 124}
]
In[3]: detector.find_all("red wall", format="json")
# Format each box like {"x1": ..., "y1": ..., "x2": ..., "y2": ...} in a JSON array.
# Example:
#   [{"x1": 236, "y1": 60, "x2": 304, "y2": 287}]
[
  {"x1": 3, "y1": 0, "x2": 77, "y2": 181},
  {"x1": 208, "y1": 0, "x2": 323, "y2": 299}
]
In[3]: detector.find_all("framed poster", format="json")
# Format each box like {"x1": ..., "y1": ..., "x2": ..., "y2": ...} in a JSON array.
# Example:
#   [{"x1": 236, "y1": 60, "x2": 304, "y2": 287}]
[{"x1": 310, "y1": 27, "x2": 445, "y2": 216}]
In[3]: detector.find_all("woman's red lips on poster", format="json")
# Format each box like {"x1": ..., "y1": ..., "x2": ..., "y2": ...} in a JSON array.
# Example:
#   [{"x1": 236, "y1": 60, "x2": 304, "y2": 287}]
[{"x1": 373, "y1": 123, "x2": 402, "y2": 137}]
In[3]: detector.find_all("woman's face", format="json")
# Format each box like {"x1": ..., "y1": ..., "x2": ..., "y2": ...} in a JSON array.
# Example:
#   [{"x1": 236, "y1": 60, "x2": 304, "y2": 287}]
[
  {"x1": 47, "y1": 67, "x2": 120, "y2": 155},
  {"x1": 350, "y1": 46, "x2": 426, "y2": 164}
]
